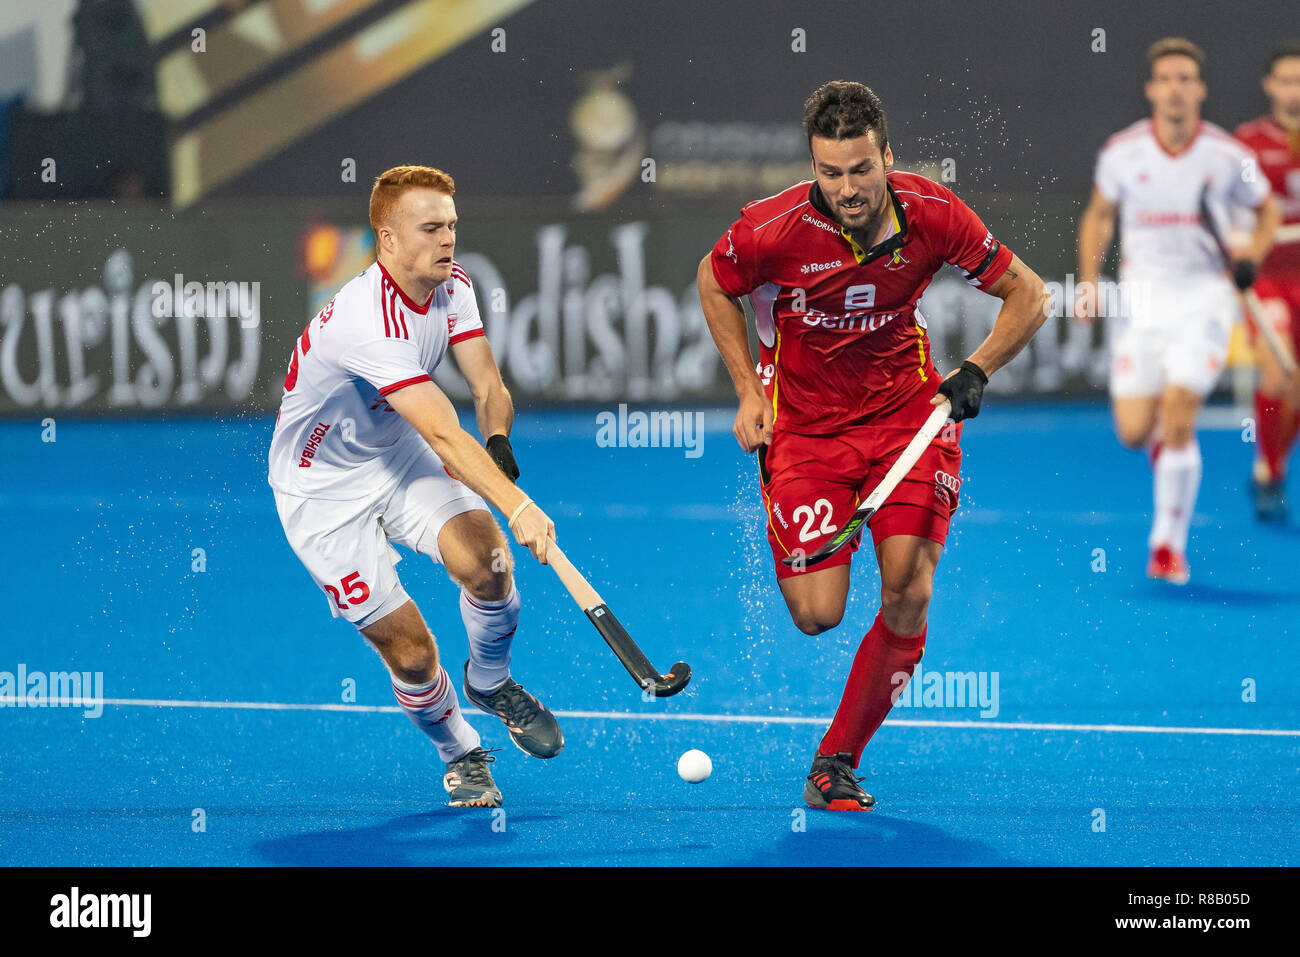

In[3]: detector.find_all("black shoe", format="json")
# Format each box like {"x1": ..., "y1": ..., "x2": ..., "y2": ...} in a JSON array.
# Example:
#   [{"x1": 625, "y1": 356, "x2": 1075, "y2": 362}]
[
  {"x1": 803, "y1": 751, "x2": 874, "y2": 811},
  {"x1": 1252, "y1": 476, "x2": 1289, "y2": 522},
  {"x1": 463, "y1": 662, "x2": 565, "y2": 759},
  {"x1": 443, "y1": 746, "x2": 503, "y2": 807}
]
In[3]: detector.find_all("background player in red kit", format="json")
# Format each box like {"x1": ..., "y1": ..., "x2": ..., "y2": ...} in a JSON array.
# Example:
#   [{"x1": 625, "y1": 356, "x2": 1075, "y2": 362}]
[
  {"x1": 1237, "y1": 41, "x2": 1300, "y2": 520},
  {"x1": 697, "y1": 81, "x2": 1050, "y2": 810}
]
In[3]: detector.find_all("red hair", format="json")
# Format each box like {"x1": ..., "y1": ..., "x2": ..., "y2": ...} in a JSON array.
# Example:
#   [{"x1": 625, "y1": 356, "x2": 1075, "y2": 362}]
[{"x1": 369, "y1": 165, "x2": 455, "y2": 233}]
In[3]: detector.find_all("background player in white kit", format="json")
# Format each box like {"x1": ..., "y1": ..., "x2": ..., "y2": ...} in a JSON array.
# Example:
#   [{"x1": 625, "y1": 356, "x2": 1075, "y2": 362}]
[
  {"x1": 1076, "y1": 38, "x2": 1280, "y2": 583},
  {"x1": 268, "y1": 166, "x2": 563, "y2": 807}
]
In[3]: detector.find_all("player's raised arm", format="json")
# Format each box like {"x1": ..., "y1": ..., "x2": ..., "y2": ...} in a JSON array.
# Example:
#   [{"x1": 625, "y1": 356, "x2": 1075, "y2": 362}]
[
  {"x1": 697, "y1": 253, "x2": 772, "y2": 451},
  {"x1": 384, "y1": 378, "x2": 554, "y2": 562},
  {"x1": 1075, "y1": 187, "x2": 1118, "y2": 322}
]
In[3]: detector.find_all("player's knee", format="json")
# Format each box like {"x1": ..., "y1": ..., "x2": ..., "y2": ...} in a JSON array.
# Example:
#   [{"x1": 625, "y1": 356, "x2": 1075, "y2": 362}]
[
  {"x1": 793, "y1": 614, "x2": 841, "y2": 636},
  {"x1": 1164, "y1": 423, "x2": 1195, "y2": 448},
  {"x1": 1259, "y1": 370, "x2": 1287, "y2": 397},
  {"x1": 1115, "y1": 425, "x2": 1149, "y2": 450},
  {"x1": 441, "y1": 512, "x2": 513, "y2": 600},
  {"x1": 459, "y1": 554, "x2": 512, "y2": 602},
  {"x1": 789, "y1": 603, "x2": 844, "y2": 635},
  {"x1": 386, "y1": 633, "x2": 439, "y2": 683},
  {"x1": 881, "y1": 575, "x2": 932, "y2": 621}
]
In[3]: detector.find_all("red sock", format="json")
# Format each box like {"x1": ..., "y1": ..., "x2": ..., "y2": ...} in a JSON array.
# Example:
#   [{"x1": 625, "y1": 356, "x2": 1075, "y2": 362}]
[
  {"x1": 1256, "y1": 392, "x2": 1285, "y2": 479},
  {"x1": 819, "y1": 609, "x2": 927, "y2": 766}
]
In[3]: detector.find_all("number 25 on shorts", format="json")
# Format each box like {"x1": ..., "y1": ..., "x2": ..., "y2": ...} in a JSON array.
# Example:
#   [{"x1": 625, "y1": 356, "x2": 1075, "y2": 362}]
[{"x1": 325, "y1": 572, "x2": 370, "y2": 611}]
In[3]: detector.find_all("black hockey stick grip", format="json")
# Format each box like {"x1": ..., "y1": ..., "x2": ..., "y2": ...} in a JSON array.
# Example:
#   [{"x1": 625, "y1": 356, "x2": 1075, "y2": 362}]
[
  {"x1": 586, "y1": 604, "x2": 658, "y2": 680},
  {"x1": 548, "y1": 544, "x2": 691, "y2": 696},
  {"x1": 586, "y1": 605, "x2": 691, "y2": 697}
]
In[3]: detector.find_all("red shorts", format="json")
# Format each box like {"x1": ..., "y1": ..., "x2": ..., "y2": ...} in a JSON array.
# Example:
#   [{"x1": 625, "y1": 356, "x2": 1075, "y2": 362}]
[
  {"x1": 758, "y1": 389, "x2": 963, "y2": 581},
  {"x1": 1248, "y1": 275, "x2": 1300, "y2": 351}
]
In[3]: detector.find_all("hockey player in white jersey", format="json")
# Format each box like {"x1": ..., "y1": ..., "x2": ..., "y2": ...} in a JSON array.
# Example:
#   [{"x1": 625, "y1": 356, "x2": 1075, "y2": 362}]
[
  {"x1": 1076, "y1": 38, "x2": 1279, "y2": 584},
  {"x1": 269, "y1": 166, "x2": 562, "y2": 807}
]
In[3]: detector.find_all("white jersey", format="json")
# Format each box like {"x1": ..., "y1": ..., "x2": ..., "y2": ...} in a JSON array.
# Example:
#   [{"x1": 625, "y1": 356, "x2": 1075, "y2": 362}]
[
  {"x1": 268, "y1": 260, "x2": 484, "y2": 500},
  {"x1": 1094, "y1": 119, "x2": 1271, "y2": 281}
]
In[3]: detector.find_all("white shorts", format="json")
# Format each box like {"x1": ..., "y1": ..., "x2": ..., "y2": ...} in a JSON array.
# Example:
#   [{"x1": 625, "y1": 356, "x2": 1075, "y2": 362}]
[
  {"x1": 1108, "y1": 275, "x2": 1239, "y2": 399},
  {"x1": 274, "y1": 446, "x2": 490, "y2": 628}
]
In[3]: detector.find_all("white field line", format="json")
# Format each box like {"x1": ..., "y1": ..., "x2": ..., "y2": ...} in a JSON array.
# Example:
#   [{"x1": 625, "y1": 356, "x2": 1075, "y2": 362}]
[
  {"x1": 21, "y1": 697, "x2": 1300, "y2": 737},
  {"x1": 0, "y1": 496, "x2": 1224, "y2": 528}
]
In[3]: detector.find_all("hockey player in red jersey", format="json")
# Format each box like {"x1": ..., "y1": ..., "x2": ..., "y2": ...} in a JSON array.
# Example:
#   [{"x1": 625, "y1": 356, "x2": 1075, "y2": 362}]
[
  {"x1": 697, "y1": 81, "x2": 1050, "y2": 809},
  {"x1": 1237, "y1": 41, "x2": 1300, "y2": 520}
]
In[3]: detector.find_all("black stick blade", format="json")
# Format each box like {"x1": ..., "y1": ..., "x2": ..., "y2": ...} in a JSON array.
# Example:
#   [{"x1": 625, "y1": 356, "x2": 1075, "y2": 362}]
[
  {"x1": 780, "y1": 508, "x2": 873, "y2": 569},
  {"x1": 586, "y1": 604, "x2": 692, "y2": 697},
  {"x1": 651, "y1": 662, "x2": 692, "y2": 698}
]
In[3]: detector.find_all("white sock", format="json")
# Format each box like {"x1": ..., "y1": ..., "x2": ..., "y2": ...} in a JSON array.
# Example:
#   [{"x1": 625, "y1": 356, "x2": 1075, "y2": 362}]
[
  {"x1": 462, "y1": 585, "x2": 520, "y2": 693},
  {"x1": 1149, "y1": 439, "x2": 1201, "y2": 553},
  {"x1": 391, "y1": 666, "x2": 480, "y2": 762}
]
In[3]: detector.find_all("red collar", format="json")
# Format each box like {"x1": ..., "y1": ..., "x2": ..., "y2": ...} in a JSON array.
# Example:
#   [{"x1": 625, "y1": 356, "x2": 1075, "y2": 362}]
[
  {"x1": 377, "y1": 260, "x2": 434, "y2": 314},
  {"x1": 1151, "y1": 118, "x2": 1202, "y2": 158}
]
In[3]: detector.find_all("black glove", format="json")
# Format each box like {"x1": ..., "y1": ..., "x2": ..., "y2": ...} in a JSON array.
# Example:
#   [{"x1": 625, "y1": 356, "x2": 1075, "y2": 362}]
[
  {"x1": 1231, "y1": 259, "x2": 1257, "y2": 291},
  {"x1": 936, "y1": 360, "x2": 988, "y2": 422},
  {"x1": 486, "y1": 433, "x2": 520, "y2": 482}
]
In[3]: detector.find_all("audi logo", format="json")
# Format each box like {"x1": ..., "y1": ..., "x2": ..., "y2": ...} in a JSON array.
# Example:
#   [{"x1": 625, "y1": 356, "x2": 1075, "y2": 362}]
[{"x1": 934, "y1": 471, "x2": 961, "y2": 492}]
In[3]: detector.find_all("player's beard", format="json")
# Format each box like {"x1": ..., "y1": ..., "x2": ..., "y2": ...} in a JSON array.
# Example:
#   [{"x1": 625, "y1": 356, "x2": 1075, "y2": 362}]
[
  {"x1": 836, "y1": 190, "x2": 889, "y2": 241},
  {"x1": 1157, "y1": 98, "x2": 1194, "y2": 125}
]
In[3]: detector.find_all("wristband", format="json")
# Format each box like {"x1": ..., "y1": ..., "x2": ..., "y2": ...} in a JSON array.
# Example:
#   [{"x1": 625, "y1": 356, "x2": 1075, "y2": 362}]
[
  {"x1": 1232, "y1": 259, "x2": 1257, "y2": 292},
  {"x1": 508, "y1": 498, "x2": 534, "y2": 531},
  {"x1": 960, "y1": 359, "x2": 989, "y2": 384},
  {"x1": 486, "y1": 433, "x2": 520, "y2": 482}
]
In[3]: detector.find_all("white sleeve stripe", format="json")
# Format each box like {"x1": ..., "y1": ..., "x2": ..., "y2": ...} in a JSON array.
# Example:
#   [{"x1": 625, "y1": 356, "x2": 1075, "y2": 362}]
[
  {"x1": 396, "y1": 300, "x2": 409, "y2": 339},
  {"x1": 893, "y1": 189, "x2": 950, "y2": 205},
  {"x1": 753, "y1": 200, "x2": 810, "y2": 233},
  {"x1": 383, "y1": 284, "x2": 408, "y2": 340}
]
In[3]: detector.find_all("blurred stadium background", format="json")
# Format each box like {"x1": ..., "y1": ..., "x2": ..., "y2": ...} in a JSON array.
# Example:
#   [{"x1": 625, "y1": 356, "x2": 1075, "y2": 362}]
[{"x1": 0, "y1": 0, "x2": 1294, "y2": 417}]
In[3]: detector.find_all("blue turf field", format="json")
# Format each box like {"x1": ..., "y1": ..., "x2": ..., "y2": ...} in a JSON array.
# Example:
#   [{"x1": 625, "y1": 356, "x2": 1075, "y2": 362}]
[{"x1": 2, "y1": 404, "x2": 1297, "y2": 866}]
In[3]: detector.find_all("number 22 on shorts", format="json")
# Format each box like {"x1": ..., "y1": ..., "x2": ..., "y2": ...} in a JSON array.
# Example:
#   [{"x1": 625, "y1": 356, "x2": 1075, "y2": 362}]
[
  {"x1": 325, "y1": 572, "x2": 370, "y2": 610},
  {"x1": 793, "y1": 498, "x2": 837, "y2": 542}
]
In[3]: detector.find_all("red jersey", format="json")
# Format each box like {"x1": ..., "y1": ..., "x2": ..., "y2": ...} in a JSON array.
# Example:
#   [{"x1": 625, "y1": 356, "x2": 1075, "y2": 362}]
[
  {"x1": 1235, "y1": 115, "x2": 1300, "y2": 278},
  {"x1": 710, "y1": 170, "x2": 1013, "y2": 435}
]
